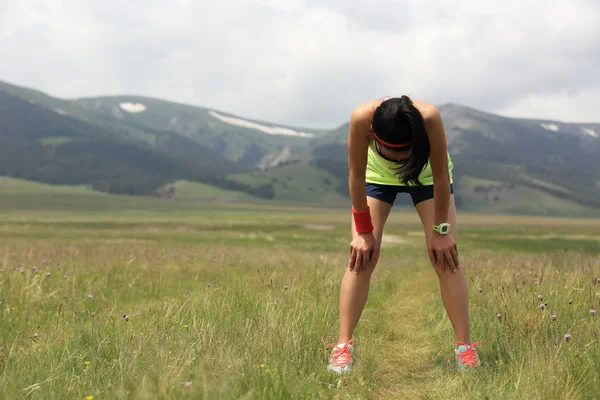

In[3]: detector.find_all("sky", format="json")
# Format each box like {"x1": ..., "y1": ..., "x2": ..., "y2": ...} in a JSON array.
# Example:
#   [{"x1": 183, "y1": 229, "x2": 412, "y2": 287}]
[{"x1": 1, "y1": 0, "x2": 598, "y2": 128}]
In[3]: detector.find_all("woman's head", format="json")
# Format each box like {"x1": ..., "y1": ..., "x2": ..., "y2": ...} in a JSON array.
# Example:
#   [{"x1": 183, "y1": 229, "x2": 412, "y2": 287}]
[{"x1": 371, "y1": 96, "x2": 430, "y2": 185}]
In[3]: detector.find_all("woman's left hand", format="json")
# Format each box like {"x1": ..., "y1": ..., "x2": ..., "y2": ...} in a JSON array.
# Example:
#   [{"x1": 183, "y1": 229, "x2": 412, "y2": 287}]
[{"x1": 429, "y1": 233, "x2": 459, "y2": 273}]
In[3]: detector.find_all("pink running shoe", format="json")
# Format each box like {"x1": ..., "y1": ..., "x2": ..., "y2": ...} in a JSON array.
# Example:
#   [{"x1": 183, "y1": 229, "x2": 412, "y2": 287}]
[
  {"x1": 455, "y1": 341, "x2": 485, "y2": 369},
  {"x1": 327, "y1": 339, "x2": 355, "y2": 374}
]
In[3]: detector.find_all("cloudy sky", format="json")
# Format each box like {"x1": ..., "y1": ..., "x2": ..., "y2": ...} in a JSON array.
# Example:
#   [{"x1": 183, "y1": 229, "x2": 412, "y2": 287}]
[{"x1": 1, "y1": 0, "x2": 598, "y2": 128}]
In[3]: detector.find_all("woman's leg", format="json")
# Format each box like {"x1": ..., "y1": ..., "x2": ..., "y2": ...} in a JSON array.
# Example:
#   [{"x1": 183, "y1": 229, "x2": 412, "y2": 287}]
[
  {"x1": 337, "y1": 196, "x2": 393, "y2": 344},
  {"x1": 415, "y1": 194, "x2": 470, "y2": 344}
]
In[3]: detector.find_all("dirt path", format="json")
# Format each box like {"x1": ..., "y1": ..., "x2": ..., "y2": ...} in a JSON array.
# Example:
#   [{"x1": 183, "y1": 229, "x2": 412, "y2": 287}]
[{"x1": 373, "y1": 268, "x2": 454, "y2": 399}]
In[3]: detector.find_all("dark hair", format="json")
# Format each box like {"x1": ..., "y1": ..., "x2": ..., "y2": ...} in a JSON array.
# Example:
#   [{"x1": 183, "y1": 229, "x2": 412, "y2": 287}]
[{"x1": 371, "y1": 95, "x2": 430, "y2": 185}]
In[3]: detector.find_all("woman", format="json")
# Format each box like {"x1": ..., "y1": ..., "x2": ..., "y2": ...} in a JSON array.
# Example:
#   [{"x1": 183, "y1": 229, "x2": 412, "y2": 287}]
[{"x1": 327, "y1": 96, "x2": 483, "y2": 374}]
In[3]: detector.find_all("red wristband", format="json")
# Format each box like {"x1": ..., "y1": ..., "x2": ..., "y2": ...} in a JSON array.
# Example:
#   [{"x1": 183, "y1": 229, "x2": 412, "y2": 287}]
[{"x1": 352, "y1": 206, "x2": 374, "y2": 233}]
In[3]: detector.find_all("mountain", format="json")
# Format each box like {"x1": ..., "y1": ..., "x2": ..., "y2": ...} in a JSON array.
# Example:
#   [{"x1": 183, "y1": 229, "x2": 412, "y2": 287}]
[
  {"x1": 0, "y1": 80, "x2": 325, "y2": 169},
  {"x1": 75, "y1": 96, "x2": 327, "y2": 167},
  {"x1": 0, "y1": 90, "x2": 273, "y2": 197},
  {"x1": 1, "y1": 79, "x2": 599, "y2": 216},
  {"x1": 304, "y1": 103, "x2": 600, "y2": 213}
]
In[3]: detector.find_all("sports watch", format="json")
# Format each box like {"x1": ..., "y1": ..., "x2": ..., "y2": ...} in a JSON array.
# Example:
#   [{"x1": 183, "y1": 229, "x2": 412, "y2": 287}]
[{"x1": 433, "y1": 223, "x2": 451, "y2": 235}]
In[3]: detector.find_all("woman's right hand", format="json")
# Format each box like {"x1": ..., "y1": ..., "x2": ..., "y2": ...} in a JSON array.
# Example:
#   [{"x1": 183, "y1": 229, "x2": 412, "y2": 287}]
[{"x1": 349, "y1": 232, "x2": 379, "y2": 273}]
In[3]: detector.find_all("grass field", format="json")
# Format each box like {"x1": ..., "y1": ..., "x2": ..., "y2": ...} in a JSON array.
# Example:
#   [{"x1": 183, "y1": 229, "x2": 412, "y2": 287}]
[{"x1": 1, "y1": 187, "x2": 600, "y2": 399}]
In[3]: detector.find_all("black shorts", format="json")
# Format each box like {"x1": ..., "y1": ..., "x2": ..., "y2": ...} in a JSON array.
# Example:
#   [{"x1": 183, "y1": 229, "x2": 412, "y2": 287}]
[{"x1": 366, "y1": 182, "x2": 454, "y2": 207}]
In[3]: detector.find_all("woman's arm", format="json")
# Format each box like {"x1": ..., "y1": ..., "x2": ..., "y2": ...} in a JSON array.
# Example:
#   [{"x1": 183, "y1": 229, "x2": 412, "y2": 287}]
[
  {"x1": 347, "y1": 100, "x2": 380, "y2": 272},
  {"x1": 421, "y1": 105, "x2": 459, "y2": 272},
  {"x1": 424, "y1": 108, "x2": 451, "y2": 226},
  {"x1": 347, "y1": 105, "x2": 372, "y2": 212}
]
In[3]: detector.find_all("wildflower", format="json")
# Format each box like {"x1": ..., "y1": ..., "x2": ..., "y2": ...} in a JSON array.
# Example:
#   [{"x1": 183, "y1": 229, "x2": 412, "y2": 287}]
[
  {"x1": 42, "y1": 260, "x2": 46, "y2": 264},
  {"x1": 88, "y1": 294, "x2": 93, "y2": 300},
  {"x1": 33, "y1": 333, "x2": 38, "y2": 338},
  {"x1": 259, "y1": 364, "x2": 265, "y2": 368},
  {"x1": 284, "y1": 285, "x2": 289, "y2": 291},
  {"x1": 478, "y1": 287, "x2": 482, "y2": 293},
  {"x1": 46, "y1": 272, "x2": 51, "y2": 277},
  {"x1": 207, "y1": 283, "x2": 211, "y2": 288},
  {"x1": 64, "y1": 275, "x2": 68, "y2": 279},
  {"x1": 551, "y1": 314, "x2": 557, "y2": 321},
  {"x1": 0, "y1": 269, "x2": 3, "y2": 273},
  {"x1": 86, "y1": 396, "x2": 94, "y2": 400},
  {"x1": 564, "y1": 285, "x2": 569, "y2": 289},
  {"x1": 497, "y1": 313, "x2": 502, "y2": 319},
  {"x1": 265, "y1": 369, "x2": 271, "y2": 373},
  {"x1": 91, "y1": 312, "x2": 96, "y2": 317},
  {"x1": 123, "y1": 315, "x2": 129, "y2": 321},
  {"x1": 32, "y1": 266, "x2": 38, "y2": 273},
  {"x1": 184, "y1": 381, "x2": 192, "y2": 388},
  {"x1": 0, "y1": 346, "x2": 4, "y2": 351},
  {"x1": 135, "y1": 310, "x2": 141, "y2": 317},
  {"x1": 564, "y1": 334, "x2": 571, "y2": 341},
  {"x1": 84, "y1": 361, "x2": 91, "y2": 365},
  {"x1": 569, "y1": 300, "x2": 573, "y2": 305},
  {"x1": 540, "y1": 303, "x2": 545, "y2": 310},
  {"x1": 590, "y1": 309, "x2": 596, "y2": 316},
  {"x1": 538, "y1": 294, "x2": 543, "y2": 301},
  {"x1": 19, "y1": 347, "x2": 24, "y2": 351}
]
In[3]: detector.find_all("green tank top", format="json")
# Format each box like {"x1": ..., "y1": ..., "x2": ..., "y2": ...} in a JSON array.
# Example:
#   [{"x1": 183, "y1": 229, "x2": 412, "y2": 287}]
[{"x1": 365, "y1": 140, "x2": 453, "y2": 186}]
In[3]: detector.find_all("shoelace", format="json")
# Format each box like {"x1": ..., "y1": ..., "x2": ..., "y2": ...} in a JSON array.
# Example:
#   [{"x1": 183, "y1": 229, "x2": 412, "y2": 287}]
[
  {"x1": 326, "y1": 339, "x2": 355, "y2": 367},
  {"x1": 454, "y1": 341, "x2": 486, "y2": 366}
]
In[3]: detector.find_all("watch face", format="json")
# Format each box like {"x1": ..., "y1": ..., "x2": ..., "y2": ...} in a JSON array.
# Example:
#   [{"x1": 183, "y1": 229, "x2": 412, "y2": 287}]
[{"x1": 440, "y1": 223, "x2": 450, "y2": 234}]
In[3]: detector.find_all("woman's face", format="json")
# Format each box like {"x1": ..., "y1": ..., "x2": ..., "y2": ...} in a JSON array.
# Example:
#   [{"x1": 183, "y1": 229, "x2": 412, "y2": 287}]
[{"x1": 375, "y1": 141, "x2": 412, "y2": 162}]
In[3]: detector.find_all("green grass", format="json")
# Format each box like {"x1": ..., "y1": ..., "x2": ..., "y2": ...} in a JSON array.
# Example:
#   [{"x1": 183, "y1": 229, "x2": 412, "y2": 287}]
[
  {"x1": 166, "y1": 180, "x2": 256, "y2": 203},
  {"x1": 0, "y1": 192, "x2": 600, "y2": 399}
]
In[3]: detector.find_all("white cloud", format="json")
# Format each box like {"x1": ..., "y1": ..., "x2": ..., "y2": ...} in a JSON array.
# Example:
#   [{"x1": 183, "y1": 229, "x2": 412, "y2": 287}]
[
  {"x1": 497, "y1": 86, "x2": 600, "y2": 123},
  {"x1": 0, "y1": 0, "x2": 598, "y2": 128}
]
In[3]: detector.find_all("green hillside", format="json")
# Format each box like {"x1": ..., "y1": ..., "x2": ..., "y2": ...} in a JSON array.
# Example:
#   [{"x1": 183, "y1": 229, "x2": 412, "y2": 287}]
[
  {"x1": 455, "y1": 176, "x2": 600, "y2": 217},
  {"x1": 0, "y1": 176, "x2": 189, "y2": 213},
  {"x1": 0, "y1": 91, "x2": 274, "y2": 197},
  {"x1": 230, "y1": 163, "x2": 349, "y2": 205}
]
